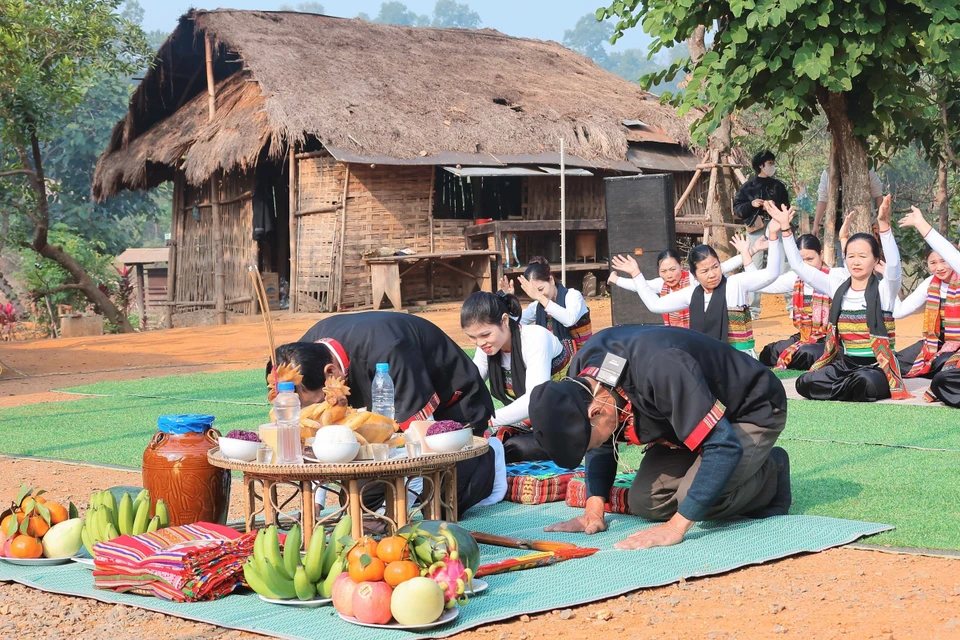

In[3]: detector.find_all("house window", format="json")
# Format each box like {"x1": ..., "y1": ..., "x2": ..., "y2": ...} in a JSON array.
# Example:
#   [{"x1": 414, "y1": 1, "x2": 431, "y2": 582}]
[{"x1": 433, "y1": 167, "x2": 522, "y2": 220}]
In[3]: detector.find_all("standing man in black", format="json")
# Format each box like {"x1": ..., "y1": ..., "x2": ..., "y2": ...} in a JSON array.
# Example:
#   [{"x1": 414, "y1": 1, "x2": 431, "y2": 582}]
[
  {"x1": 734, "y1": 150, "x2": 791, "y2": 319},
  {"x1": 528, "y1": 325, "x2": 790, "y2": 550}
]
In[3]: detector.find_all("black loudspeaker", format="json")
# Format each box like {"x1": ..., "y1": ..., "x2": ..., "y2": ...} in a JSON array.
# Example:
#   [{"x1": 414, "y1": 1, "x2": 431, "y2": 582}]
[{"x1": 604, "y1": 174, "x2": 677, "y2": 326}]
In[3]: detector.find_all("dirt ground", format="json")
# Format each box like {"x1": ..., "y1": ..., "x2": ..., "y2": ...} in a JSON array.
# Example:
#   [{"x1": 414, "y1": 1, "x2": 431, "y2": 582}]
[{"x1": 0, "y1": 300, "x2": 950, "y2": 640}]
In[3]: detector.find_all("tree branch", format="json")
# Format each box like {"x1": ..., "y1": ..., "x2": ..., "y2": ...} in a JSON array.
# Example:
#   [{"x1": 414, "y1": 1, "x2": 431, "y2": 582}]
[
  {"x1": 941, "y1": 101, "x2": 960, "y2": 169},
  {"x1": 48, "y1": 284, "x2": 85, "y2": 293},
  {"x1": 0, "y1": 169, "x2": 37, "y2": 179}
]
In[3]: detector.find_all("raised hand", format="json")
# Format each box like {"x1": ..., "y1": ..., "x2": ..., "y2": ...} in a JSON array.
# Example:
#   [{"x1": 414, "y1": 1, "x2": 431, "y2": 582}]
[
  {"x1": 517, "y1": 275, "x2": 545, "y2": 304},
  {"x1": 729, "y1": 232, "x2": 751, "y2": 256},
  {"x1": 607, "y1": 271, "x2": 620, "y2": 285},
  {"x1": 763, "y1": 200, "x2": 790, "y2": 228},
  {"x1": 498, "y1": 275, "x2": 515, "y2": 295},
  {"x1": 611, "y1": 254, "x2": 642, "y2": 278},
  {"x1": 877, "y1": 194, "x2": 892, "y2": 232},
  {"x1": 838, "y1": 211, "x2": 856, "y2": 240},
  {"x1": 898, "y1": 205, "x2": 933, "y2": 237},
  {"x1": 751, "y1": 234, "x2": 770, "y2": 255}
]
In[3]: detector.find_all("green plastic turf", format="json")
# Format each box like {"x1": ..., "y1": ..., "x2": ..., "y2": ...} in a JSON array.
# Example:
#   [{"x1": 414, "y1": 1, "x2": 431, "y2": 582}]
[
  {"x1": 2, "y1": 367, "x2": 957, "y2": 549},
  {"x1": 0, "y1": 502, "x2": 889, "y2": 640}
]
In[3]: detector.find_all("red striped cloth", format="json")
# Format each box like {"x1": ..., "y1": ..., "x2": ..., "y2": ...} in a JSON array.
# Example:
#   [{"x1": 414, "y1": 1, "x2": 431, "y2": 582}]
[
  {"x1": 662, "y1": 272, "x2": 692, "y2": 328},
  {"x1": 93, "y1": 523, "x2": 255, "y2": 602}
]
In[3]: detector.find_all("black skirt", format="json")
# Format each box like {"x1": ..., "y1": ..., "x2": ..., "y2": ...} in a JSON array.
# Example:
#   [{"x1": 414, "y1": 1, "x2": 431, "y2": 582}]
[{"x1": 795, "y1": 355, "x2": 891, "y2": 402}]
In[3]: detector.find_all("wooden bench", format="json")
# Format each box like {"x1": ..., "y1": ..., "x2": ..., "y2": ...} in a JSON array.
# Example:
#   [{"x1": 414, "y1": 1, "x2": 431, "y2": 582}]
[{"x1": 363, "y1": 250, "x2": 501, "y2": 310}]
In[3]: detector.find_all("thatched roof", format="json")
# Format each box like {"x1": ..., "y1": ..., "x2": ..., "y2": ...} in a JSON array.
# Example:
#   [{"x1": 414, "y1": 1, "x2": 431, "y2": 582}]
[{"x1": 93, "y1": 9, "x2": 698, "y2": 200}]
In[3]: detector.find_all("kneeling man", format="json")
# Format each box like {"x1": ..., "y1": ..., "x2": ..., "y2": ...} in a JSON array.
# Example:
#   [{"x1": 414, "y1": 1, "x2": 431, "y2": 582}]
[{"x1": 529, "y1": 325, "x2": 790, "y2": 550}]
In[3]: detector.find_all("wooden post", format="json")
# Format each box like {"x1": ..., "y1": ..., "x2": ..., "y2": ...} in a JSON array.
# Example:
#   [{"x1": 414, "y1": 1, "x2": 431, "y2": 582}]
[
  {"x1": 288, "y1": 146, "x2": 298, "y2": 313},
  {"x1": 165, "y1": 241, "x2": 177, "y2": 330},
  {"x1": 135, "y1": 264, "x2": 146, "y2": 330},
  {"x1": 824, "y1": 139, "x2": 840, "y2": 267},
  {"x1": 204, "y1": 35, "x2": 216, "y2": 121},
  {"x1": 560, "y1": 138, "x2": 566, "y2": 286},
  {"x1": 703, "y1": 150, "x2": 721, "y2": 245},
  {"x1": 335, "y1": 164, "x2": 351, "y2": 311},
  {"x1": 211, "y1": 175, "x2": 226, "y2": 325}
]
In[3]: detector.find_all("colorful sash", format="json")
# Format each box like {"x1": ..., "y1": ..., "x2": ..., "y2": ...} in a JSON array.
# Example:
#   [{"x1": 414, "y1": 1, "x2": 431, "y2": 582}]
[
  {"x1": 536, "y1": 282, "x2": 593, "y2": 352},
  {"x1": 776, "y1": 268, "x2": 832, "y2": 369},
  {"x1": 726, "y1": 307, "x2": 755, "y2": 352},
  {"x1": 810, "y1": 275, "x2": 910, "y2": 400},
  {"x1": 661, "y1": 271, "x2": 692, "y2": 328},
  {"x1": 907, "y1": 273, "x2": 960, "y2": 378}
]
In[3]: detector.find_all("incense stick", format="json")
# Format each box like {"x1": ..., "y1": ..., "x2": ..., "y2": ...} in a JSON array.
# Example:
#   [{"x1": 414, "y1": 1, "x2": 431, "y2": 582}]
[{"x1": 248, "y1": 266, "x2": 277, "y2": 371}]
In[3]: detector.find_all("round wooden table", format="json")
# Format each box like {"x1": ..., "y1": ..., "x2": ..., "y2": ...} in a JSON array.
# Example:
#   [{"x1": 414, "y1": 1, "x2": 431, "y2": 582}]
[{"x1": 208, "y1": 437, "x2": 489, "y2": 549}]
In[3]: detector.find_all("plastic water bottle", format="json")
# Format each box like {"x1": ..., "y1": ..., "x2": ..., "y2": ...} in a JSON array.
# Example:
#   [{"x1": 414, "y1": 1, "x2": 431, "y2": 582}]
[
  {"x1": 372, "y1": 362, "x2": 395, "y2": 421},
  {"x1": 272, "y1": 381, "x2": 303, "y2": 464}
]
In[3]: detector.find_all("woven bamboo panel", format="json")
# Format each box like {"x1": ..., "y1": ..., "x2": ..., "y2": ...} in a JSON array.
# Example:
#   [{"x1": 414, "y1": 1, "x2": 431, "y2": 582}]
[
  {"x1": 175, "y1": 179, "x2": 214, "y2": 313},
  {"x1": 295, "y1": 156, "x2": 340, "y2": 313},
  {"x1": 522, "y1": 176, "x2": 605, "y2": 220},
  {"x1": 432, "y1": 219, "x2": 470, "y2": 252},
  {"x1": 219, "y1": 172, "x2": 257, "y2": 315},
  {"x1": 673, "y1": 170, "x2": 708, "y2": 219}
]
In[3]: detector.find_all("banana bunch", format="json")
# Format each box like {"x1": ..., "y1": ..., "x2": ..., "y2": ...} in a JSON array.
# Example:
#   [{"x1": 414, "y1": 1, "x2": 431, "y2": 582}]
[
  {"x1": 80, "y1": 489, "x2": 170, "y2": 556},
  {"x1": 242, "y1": 516, "x2": 353, "y2": 601}
]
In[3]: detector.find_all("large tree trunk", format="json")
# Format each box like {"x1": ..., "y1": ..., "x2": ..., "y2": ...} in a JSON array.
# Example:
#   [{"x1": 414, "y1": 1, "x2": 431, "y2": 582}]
[
  {"x1": 15, "y1": 136, "x2": 134, "y2": 333},
  {"x1": 936, "y1": 157, "x2": 950, "y2": 235},
  {"x1": 817, "y1": 89, "x2": 873, "y2": 235},
  {"x1": 688, "y1": 25, "x2": 737, "y2": 259}
]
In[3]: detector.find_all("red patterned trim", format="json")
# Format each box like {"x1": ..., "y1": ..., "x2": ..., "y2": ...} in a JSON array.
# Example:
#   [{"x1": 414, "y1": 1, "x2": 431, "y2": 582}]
[
  {"x1": 399, "y1": 393, "x2": 441, "y2": 431},
  {"x1": 683, "y1": 400, "x2": 726, "y2": 450},
  {"x1": 313, "y1": 338, "x2": 350, "y2": 376},
  {"x1": 578, "y1": 366, "x2": 600, "y2": 378}
]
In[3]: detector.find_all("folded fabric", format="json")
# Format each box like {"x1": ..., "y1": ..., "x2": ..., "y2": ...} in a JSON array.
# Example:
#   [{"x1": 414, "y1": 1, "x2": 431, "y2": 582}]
[
  {"x1": 565, "y1": 473, "x2": 635, "y2": 514},
  {"x1": 505, "y1": 461, "x2": 585, "y2": 505},
  {"x1": 93, "y1": 522, "x2": 255, "y2": 602}
]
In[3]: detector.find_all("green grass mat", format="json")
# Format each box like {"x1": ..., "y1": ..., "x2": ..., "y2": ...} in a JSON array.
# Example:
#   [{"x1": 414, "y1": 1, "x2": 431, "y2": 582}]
[
  {"x1": 0, "y1": 502, "x2": 889, "y2": 640},
  {"x1": 1, "y1": 368, "x2": 956, "y2": 549}
]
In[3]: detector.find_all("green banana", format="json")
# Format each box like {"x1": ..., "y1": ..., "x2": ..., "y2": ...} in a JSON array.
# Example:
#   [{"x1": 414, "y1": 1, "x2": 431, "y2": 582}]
[
  {"x1": 155, "y1": 499, "x2": 169, "y2": 528},
  {"x1": 322, "y1": 516, "x2": 352, "y2": 575},
  {"x1": 81, "y1": 526, "x2": 95, "y2": 557},
  {"x1": 243, "y1": 560, "x2": 284, "y2": 599},
  {"x1": 102, "y1": 490, "x2": 117, "y2": 516},
  {"x1": 89, "y1": 492, "x2": 100, "y2": 511},
  {"x1": 283, "y1": 525, "x2": 302, "y2": 579},
  {"x1": 146, "y1": 516, "x2": 160, "y2": 533},
  {"x1": 258, "y1": 554, "x2": 298, "y2": 599},
  {"x1": 118, "y1": 493, "x2": 134, "y2": 536},
  {"x1": 264, "y1": 526, "x2": 292, "y2": 580},
  {"x1": 318, "y1": 557, "x2": 343, "y2": 598},
  {"x1": 103, "y1": 506, "x2": 117, "y2": 532},
  {"x1": 132, "y1": 499, "x2": 149, "y2": 535},
  {"x1": 303, "y1": 525, "x2": 326, "y2": 583},
  {"x1": 106, "y1": 523, "x2": 120, "y2": 540},
  {"x1": 131, "y1": 489, "x2": 147, "y2": 517},
  {"x1": 294, "y1": 565, "x2": 316, "y2": 601},
  {"x1": 96, "y1": 507, "x2": 110, "y2": 542}
]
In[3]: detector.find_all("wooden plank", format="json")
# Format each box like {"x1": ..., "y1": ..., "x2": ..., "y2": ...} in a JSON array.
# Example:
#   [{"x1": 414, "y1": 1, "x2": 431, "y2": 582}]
[
  {"x1": 289, "y1": 146, "x2": 298, "y2": 312},
  {"x1": 504, "y1": 261, "x2": 608, "y2": 275},
  {"x1": 335, "y1": 164, "x2": 351, "y2": 311},
  {"x1": 464, "y1": 219, "x2": 606, "y2": 237},
  {"x1": 135, "y1": 264, "x2": 146, "y2": 330},
  {"x1": 295, "y1": 204, "x2": 340, "y2": 217},
  {"x1": 211, "y1": 176, "x2": 226, "y2": 325},
  {"x1": 363, "y1": 250, "x2": 499, "y2": 263}
]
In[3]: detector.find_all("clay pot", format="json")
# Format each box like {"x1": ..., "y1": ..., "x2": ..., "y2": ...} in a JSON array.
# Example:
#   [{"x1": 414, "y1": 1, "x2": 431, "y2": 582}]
[{"x1": 142, "y1": 424, "x2": 230, "y2": 526}]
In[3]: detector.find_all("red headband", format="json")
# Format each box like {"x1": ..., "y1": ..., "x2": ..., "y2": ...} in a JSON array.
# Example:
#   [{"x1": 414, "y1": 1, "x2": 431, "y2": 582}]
[{"x1": 315, "y1": 338, "x2": 350, "y2": 375}]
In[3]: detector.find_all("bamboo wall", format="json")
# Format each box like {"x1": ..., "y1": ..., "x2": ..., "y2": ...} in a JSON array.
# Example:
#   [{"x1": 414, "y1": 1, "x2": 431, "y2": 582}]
[
  {"x1": 522, "y1": 176, "x2": 606, "y2": 220},
  {"x1": 170, "y1": 171, "x2": 257, "y2": 315},
  {"x1": 294, "y1": 155, "x2": 341, "y2": 312},
  {"x1": 673, "y1": 170, "x2": 708, "y2": 219}
]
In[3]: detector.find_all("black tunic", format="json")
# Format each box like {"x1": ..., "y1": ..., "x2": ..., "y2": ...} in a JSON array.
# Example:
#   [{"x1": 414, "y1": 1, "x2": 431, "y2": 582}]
[
  {"x1": 300, "y1": 312, "x2": 494, "y2": 431},
  {"x1": 733, "y1": 176, "x2": 790, "y2": 227}
]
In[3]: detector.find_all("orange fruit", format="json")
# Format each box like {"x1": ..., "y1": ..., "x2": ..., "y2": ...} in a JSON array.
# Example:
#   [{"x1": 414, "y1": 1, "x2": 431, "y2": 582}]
[
  {"x1": 9, "y1": 535, "x2": 42, "y2": 559},
  {"x1": 347, "y1": 536, "x2": 379, "y2": 564},
  {"x1": 25, "y1": 515, "x2": 49, "y2": 538},
  {"x1": 34, "y1": 494, "x2": 47, "y2": 505},
  {"x1": 376, "y1": 536, "x2": 410, "y2": 563},
  {"x1": 348, "y1": 556, "x2": 386, "y2": 583},
  {"x1": 1, "y1": 511, "x2": 25, "y2": 535},
  {"x1": 45, "y1": 502, "x2": 68, "y2": 525},
  {"x1": 20, "y1": 497, "x2": 37, "y2": 514},
  {"x1": 383, "y1": 560, "x2": 420, "y2": 587}
]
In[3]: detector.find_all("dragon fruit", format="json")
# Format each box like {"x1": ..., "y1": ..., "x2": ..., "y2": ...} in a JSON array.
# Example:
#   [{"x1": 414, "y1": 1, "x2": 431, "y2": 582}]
[{"x1": 423, "y1": 524, "x2": 473, "y2": 608}]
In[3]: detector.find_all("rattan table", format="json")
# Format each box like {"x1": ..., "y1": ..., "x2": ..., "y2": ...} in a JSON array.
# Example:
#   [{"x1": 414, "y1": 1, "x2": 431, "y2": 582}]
[{"x1": 208, "y1": 437, "x2": 489, "y2": 549}]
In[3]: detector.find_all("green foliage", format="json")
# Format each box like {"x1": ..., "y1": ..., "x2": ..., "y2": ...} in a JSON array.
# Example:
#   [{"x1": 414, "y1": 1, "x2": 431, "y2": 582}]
[
  {"x1": 597, "y1": 0, "x2": 960, "y2": 156},
  {"x1": 371, "y1": 1, "x2": 430, "y2": 27},
  {"x1": 18, "y1": 223, "x2": 118, "y2": 308},
  {"x1": 431, "y1": 0, "x2": 481, "y2": 28}
]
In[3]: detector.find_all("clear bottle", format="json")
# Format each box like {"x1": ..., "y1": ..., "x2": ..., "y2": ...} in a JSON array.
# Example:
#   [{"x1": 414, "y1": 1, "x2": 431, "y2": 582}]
[
  {"x1": 272, "y1": 381, "x2": 303, "y2": 464},
  {"x1": 371, "y1": 362, "x2": 395, "y2": 421}
]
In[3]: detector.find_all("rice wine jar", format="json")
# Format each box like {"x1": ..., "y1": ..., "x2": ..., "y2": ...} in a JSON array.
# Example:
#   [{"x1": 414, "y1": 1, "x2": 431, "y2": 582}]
[{"x1": 142, "y1": 414, "x2": 230, "y2": 526}]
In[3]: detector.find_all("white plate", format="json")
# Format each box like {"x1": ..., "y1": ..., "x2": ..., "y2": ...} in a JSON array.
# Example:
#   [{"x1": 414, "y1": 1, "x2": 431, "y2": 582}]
[
  {"x1": 258, "y1": 594, "x2": 332, "y2": 608},
  {"x1": 338, "y1": 607, "x2": 459, "y2": 630},
  {"x1": 0, "y1": 556, "x2": 72, "y2": 566},
  {"x1": 71, "y1": 556, "x2": 95, "y2": 569},
  {"x1": 466, "y1": 578, "x2": 488, "y2": 595}
]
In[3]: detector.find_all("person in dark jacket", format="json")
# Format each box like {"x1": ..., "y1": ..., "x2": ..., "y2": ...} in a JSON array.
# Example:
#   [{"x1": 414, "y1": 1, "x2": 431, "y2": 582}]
[{"x1": 734, "y1": 150, "x2": 791, "y2": 320}]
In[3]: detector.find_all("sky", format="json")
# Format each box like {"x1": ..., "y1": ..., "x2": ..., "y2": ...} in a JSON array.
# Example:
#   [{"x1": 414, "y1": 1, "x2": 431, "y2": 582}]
[{"x1": 136, "y1": 0, "x2": 655, "y2": 51}]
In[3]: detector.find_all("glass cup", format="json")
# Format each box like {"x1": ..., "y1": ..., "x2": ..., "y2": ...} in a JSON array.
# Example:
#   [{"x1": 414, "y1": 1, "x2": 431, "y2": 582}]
[
  {"x1": 404, "y1": 440, "x2": 422, "y2": 458},
  {"x1": 370, "y1": 443, "x2": 389, "y2": 462},
  {"x1": 257, "y1": 444, "x2": 274, "y2": 464},
  {"x1": 258, "y1": 424, "x2": 279, "y2": 464}
]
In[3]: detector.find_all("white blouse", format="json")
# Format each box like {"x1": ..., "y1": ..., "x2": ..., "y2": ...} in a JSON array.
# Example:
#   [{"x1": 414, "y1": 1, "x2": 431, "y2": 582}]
[
  {"x1": 630, "y1": 240, "x2": 782, "y2": 313},
  {"x1": 613, "y1": 255, "x2": 745, "y2": 293},
  {"x1": 472, "y1": 324, "x2": 563, "y2": 427},
  {"x1": 519, "y1": 287, "x2": 589, "y2": 327},
  {"x1": 782, "y1": 230, "x2": 901, "y2": 313},
  {"x1": 894, "y1": 229, "x2": 960, "y2": 319}
]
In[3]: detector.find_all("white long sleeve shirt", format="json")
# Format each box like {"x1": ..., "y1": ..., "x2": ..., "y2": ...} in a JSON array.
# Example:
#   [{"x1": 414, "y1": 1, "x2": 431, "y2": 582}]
[
  {"x1": 519, "y1": 287, "x2": 589, "y2": 327},
  {"x1": 758, "y1": 266, "x2": 848, "y2": 296},
  {"x1": 782, "y1": 230, "x2": 901, "y2": 313},
  {"x1": 472, "y1": 324, "x2": 563, "y2": 427},
  {"x1": 629, "y1": 240, "x2": 782, "y2": 313},
  {"x1": 614, "y1": 255, "x2": 745, "y2": 293},
  {"x1": 894, "y1": 229, "x2": 960, "y2": 319}
]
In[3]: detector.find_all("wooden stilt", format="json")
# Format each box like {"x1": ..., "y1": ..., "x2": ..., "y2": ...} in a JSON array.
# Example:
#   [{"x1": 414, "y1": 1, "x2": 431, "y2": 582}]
[
  {"x1": 135, "y1": 264, "x2": 146, "y2": 330},
  {"x1": 335, "y1": 164, "x2": 351, "y2": 311},
  {"x1": 211, "y1": 175, "x2": 226, "y2": 325},
  {"x1": 703, "y1": 150, "x2": 721, "y2": 245},
  {"x1": 288, "y1": 146, "x2": 298, "y2": 313}
]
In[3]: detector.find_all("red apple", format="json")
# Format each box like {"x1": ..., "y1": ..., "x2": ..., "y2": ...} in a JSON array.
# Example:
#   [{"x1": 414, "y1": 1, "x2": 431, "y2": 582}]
[
  {"x1": 352, "y1": 581, "x2": 393, "y2": 625},
  {"x1": 1, "y1": 537, "x2": 11, "y2": 558},
  {"x1": 332, "y1": 573, "x2": 358, "y2": 617}
]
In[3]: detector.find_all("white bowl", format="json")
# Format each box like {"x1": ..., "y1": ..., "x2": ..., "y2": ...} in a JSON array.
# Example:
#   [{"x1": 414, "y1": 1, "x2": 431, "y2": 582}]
[
  {"x1": 217, "y1": 436, "x2": 261, "y2": 462},
  {"x1": 310, "y1": 441, "x2": 360, "y2": 463},
  {"x1": 424, "y1": 428, "x2": 472, "y2": 453}
]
